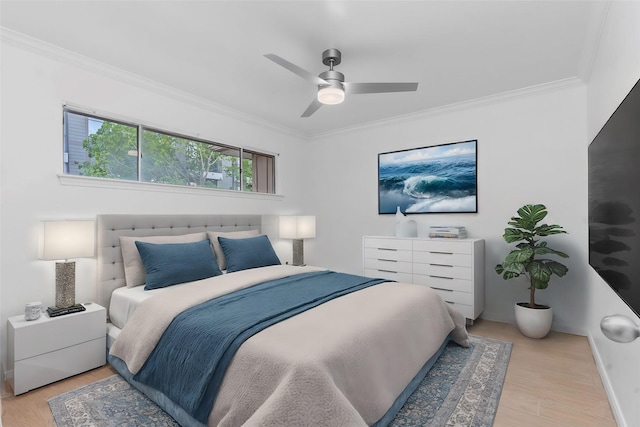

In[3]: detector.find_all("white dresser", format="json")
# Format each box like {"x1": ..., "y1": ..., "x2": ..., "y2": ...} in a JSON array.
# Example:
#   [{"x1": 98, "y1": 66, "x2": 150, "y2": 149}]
[
  {"x1": 7, "y1": 303, "x2": 106, "y2": 395},
  {"x1": 363, "y1": 236, "x2": 485, "y2": 321}
]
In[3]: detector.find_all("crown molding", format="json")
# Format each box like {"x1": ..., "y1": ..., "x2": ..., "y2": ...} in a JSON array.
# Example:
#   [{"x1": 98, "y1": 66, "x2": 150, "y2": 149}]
[
  {"x1": 577, "y1": 0, "x2": 611, "y2": 84},
  {"x1": 1, "y1": 26, "x2": 587, "y2": 142},
  {"x1": 309, "y1": 76, "x2": 586, "y2": 141},
  {"x1": 0, "y1": 27, "x2": 306, "y2": 140}
]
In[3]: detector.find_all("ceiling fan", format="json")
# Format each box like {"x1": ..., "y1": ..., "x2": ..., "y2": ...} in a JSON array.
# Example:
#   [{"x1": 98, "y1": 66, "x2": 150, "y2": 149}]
[{"x1": 264, "y1": 48, "x2": 419, "y2": 117}]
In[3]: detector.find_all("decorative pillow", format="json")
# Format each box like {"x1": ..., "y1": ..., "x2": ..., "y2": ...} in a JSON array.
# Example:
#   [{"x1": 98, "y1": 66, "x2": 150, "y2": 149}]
[
  {"x1": 135, "y1": 239, "x2": 222, "y2": 290},
  {"x1": 218, "y1": 235, "x2": 281, "y2": 273},
  {"x1": 120, "y1": 232, "x2": 207, "y2": 287},
  {"x1": 207, "y1": 229, "x2": 260, "y2": 270}
]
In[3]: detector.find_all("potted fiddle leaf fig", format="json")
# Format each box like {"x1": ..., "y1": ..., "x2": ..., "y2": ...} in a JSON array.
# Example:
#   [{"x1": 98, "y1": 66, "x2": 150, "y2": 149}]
[{"x1": 495, "y1": 204, "x2": 569, "y2": 338}]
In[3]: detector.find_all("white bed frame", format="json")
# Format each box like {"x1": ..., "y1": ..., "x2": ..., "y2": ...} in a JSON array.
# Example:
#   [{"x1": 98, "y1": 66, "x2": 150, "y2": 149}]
[{"x1": 96, "y1": 214, "x2": 263, "y2": 314}]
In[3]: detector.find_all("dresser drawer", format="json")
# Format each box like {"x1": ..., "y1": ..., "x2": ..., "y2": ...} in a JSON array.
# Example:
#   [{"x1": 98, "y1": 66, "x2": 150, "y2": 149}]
[
  {"x1": 443, "y1": 301, "x2": 474, "y2": 319},
  {"x1": 412, "y1": 274, "x2": 473, "y2": 292},
  {"x1": 413, "y1": 240, "x2": 472, "y2": 254},
  {"x1": 413, "y1": 263, "x2": 471, "y2": 280},
  {"x1": 413, "y1": 251, "x2": 471, "y2": 267},
  {"x1": 428, "y1": 287, "x2": 473, "y2": 305},
  {"x1": 364, "y1": 258, "x2": 413, "y2": 274},
  {"x1": 363, "y1": 236, "x2": 484, "y2": 321},
  {"x1": 364, "y1": 247, "x2": 412, "y2": 263},
  {"x1": 363, "y1": 237, "x2": 412, "y2": 251},
  {"x1": 364, "y1": 269, "x2": 412, "y2": 283}
]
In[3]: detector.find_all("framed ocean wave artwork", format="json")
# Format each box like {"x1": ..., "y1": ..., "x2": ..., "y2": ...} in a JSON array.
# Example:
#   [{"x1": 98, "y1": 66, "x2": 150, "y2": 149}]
[{"x1": 378, "y1": 140, "x2": 478, "y2": 214}]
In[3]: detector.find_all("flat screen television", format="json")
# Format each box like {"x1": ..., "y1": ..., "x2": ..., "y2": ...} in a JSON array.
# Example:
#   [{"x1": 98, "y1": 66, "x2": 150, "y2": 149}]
[
  {"x1": 588, "y1": 78, "x2": 640, "y2": 319},
  {"x1": 378, "y1": 139, "x2": 477, "y2": 214}
]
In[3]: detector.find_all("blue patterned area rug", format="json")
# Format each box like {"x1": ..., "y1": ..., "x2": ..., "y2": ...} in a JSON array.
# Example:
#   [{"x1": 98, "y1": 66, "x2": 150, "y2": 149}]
[{"x1": 49, "y1": 334, "x2": 511, "y2": 427}]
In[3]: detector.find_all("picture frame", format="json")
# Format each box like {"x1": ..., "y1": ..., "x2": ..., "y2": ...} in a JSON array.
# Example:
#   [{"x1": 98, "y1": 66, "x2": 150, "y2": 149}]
[{"x1": 378, "y1": 140, "x2": 478, "y2": 214}]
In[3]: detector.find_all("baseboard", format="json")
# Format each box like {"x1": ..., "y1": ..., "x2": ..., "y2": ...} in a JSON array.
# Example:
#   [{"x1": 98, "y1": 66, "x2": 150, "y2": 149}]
[
  {"x1": 587, "y1": 332, "x2": 626, "y2": 427},
  {"x1": 479, "y1": 312, "x2": 586, "y2": 336}
]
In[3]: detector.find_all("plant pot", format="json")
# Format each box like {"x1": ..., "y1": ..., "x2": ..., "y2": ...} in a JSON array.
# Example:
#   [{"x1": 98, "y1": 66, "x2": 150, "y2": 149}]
[{"x1": 514, "y1": 302, "x2": 553, "y2": 338}]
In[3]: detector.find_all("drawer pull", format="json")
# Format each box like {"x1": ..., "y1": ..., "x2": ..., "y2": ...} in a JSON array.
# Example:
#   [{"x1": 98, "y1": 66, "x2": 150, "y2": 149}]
[
  {"x1": 430, "y1": 251, "x2": 453, "y2": 255},
  {"x1": 378, "y1": 248, "x2": 397, "y2": 252},
  {"x1": 429, "y1": 275, "x2": 453, "y2": 280},
  {"x1": 377, "y1": 269, "x2": 398, "y2": 274},
  {"x1": 431, "y1": 287, "x2": 453, "y2": 292},
  {"x1": 445, "y1": 301, "x2": 455, "y2": 305},
  {"x1": 430, "y1": 263, "x2": 453, "y2": 268},
  {"x1": 378, "y1": 259, "x2": 397, "y2": 263}
]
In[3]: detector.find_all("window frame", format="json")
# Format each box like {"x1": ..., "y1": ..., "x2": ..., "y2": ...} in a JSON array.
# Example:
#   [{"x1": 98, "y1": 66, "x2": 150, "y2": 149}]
[{"x1": 61, "y1": 106, "x2": 279, "y2": 198}]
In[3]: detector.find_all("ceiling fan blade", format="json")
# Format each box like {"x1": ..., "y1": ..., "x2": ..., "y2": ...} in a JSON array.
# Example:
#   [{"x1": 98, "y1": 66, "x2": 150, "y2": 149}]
[
  {"x1": 264, "y1": 54, "x2": 329, "y2": 87},
  {"x1": 344, "y1": 82, "x2": 418, "y2": 95},
  {"x1": 301, "y1": 98, "x2": 323, "y2": 117}
]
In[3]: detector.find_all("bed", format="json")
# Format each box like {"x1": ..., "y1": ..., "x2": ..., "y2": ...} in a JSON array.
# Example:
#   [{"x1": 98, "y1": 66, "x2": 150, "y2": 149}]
[{"x1": 98, "y1": 214, "x2": 469, "y2": 427}]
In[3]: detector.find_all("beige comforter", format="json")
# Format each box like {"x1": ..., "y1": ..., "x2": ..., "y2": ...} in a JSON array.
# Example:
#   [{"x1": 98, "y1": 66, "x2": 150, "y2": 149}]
[{"x1": 110, "y1": 265, "x2": 469, "y2": 426}]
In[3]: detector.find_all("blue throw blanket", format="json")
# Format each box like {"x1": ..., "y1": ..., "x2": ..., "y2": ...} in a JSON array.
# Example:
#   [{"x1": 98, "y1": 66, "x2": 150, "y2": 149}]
[{"x1": 133, "y1": 270, "x2": 388, "y2": 424}]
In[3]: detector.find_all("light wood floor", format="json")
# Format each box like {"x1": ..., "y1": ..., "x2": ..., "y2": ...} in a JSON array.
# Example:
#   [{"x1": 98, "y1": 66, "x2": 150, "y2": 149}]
[
  {"x1": 469, "y1": 319, "x2": 616, "y2": 427},
  {"x1": 1, "y1": 319, "x2": 617, "y2": 427}
]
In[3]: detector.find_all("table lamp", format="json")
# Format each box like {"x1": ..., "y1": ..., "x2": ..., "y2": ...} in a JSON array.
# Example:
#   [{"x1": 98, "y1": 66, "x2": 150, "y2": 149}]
[
  {"x1": 39, "y1": 220, "x2": 95, "y2": 308},
  {"x1": 279, "y1": 216, "x2": 316, "y2": 266}
]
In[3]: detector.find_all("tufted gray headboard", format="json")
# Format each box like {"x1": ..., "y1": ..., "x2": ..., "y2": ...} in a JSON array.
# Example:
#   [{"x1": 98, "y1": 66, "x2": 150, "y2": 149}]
[{"x1": 96, "y1": 214, "x2": 263, "y2": 313}]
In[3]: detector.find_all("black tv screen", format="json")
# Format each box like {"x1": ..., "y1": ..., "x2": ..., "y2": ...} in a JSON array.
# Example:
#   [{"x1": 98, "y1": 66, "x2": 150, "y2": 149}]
[{"x1": 588, "y1": 78, "x2": 640, "y2": 318}]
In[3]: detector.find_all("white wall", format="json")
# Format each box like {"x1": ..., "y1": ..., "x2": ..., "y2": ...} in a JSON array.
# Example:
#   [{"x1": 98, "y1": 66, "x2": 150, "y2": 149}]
[
  {"x1": 585, "y1": 2, "x2": 640, "y2": 427},
  {"x1": 0, "y1": 40, "x2": 307, "y2": 371},
  {"x1": 306, "y1": 83, "x2": 589, "y2": 336}
]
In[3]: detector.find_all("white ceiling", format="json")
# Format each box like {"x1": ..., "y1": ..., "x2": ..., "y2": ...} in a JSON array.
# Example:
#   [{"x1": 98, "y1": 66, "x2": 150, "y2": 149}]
[{"x1": 0, "y1": 1, "x2": 602, "y2": 138}]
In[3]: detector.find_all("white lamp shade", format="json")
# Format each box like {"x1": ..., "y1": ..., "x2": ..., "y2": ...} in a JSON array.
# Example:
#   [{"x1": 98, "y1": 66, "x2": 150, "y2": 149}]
[
  {"x1": 317, "y1": 86, "x2": 345, "y2": 105},
  {"x1": 39, "y1": 220, "x2": 96, "y2": 260},
  {"x1": 279, "y1": 216, "x2": 316, "y2": 239}
]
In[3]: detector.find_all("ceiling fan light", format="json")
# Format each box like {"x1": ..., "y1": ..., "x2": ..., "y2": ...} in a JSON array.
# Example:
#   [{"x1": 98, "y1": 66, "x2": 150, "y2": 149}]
[{"x1": 317, "y1": 86, "x2": 345, "y2": 105}]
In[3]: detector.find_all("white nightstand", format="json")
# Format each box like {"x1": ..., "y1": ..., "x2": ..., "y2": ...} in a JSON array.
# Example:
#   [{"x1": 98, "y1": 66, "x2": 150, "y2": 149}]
[{"x1": 7, "y1": 302, "x2": 106, "y2": 395}]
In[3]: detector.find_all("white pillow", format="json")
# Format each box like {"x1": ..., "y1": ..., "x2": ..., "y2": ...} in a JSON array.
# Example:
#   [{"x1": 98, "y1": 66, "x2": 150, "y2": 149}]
[
  {"x1": 207, "y1": 229, "x2": 260, "y2": 270},
  {"x1": 120, "y1": 232, "x2": 207, "y2": 287}
]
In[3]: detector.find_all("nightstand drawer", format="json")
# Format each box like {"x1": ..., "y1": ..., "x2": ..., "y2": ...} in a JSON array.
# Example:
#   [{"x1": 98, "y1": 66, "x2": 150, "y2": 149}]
[
  {"x1": 7, "y1": 303, "x2": 107, "y2": 395},
  {"x1": 12, "y1": 337, "x2": 105, "y2": 395},
  {"x1": 11, "y1": 305, "x2": 105, "y2": 361}
]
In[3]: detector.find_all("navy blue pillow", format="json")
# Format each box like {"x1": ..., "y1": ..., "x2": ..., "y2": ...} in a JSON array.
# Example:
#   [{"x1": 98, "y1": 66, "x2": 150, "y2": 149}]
[
  {"x1": 218, "y1": 235, "x2": 281, "y2": 273},
  {"x1": 135, "y1": 239, "x2": 222, "y2": 290}
]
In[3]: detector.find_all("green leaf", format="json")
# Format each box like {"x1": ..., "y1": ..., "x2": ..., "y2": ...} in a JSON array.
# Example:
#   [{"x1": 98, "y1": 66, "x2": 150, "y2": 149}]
[
  {"x1": 534, "y1": 223, "x2": 567, "y2": 236},
  {"x1": 502, "y1": 271, "x2": 521, "y2": 280},
  {"x1": 505, "y1": 247, "x2": 534, "y2": 263},
  {"x1": 546, "y1": 260, "x2": 569, "y2": 277},
  {"x1": 503, "y1": 228, "x2": 531, "y2": 243},
  {"x1": 518, "y1": 204, "x2": 548, "y2": 224},
  {"x1": 533, "y1": 245, "x2": 569, "y2": 258},
  {"x1": 526, "y1": 261, "x2": 552, "y2": 287}
]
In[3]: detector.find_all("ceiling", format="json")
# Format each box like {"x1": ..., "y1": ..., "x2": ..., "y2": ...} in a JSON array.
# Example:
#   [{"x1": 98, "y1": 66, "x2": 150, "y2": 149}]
[{"x1": 0, "y1": 1, "x2": 601, "y2": 138}]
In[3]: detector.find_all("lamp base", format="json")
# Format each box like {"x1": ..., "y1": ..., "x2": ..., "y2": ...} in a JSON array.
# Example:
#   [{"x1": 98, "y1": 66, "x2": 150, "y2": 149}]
[
  {"x1": 292, "y1": 239, "x2": 305, "y2": 266},
  {"x1": 55, "y1": 261, "x2": 76, "y2": 308}
]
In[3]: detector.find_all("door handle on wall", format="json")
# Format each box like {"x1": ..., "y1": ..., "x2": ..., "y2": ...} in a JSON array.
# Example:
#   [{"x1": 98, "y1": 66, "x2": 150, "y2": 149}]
[{"x1": 600, "y1": 314, "x2": 640, "y2": 343}]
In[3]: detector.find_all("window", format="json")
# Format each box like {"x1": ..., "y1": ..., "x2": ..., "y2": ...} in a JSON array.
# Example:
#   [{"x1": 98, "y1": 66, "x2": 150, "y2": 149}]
[{"x1": 63, "y1": 109, "x2": 276, "y2": 194}]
